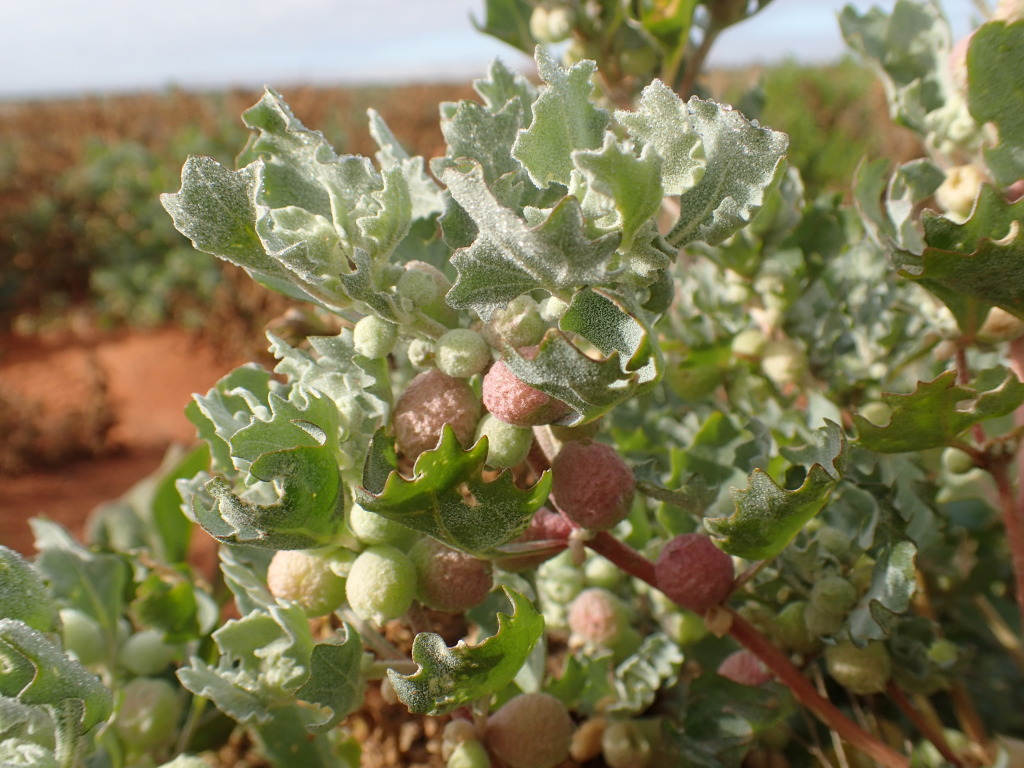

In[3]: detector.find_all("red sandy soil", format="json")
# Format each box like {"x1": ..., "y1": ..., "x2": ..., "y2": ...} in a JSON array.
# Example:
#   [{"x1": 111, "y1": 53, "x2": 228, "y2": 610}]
[{"x1": 0, "y1": 326, "x2": 244, "y2": 554}]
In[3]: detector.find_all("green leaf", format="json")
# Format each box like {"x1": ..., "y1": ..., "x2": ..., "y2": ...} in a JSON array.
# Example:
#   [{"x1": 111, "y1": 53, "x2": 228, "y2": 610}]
[
  {"x1": 606, "y1": 633, "x2": 685, "y2": 716},
  {"x1": 968, "y1": 21, "x2": 1024, "y2": 187},
  {"x1": 131, "y1": 572, "x2": 202, "y2": 644},
  {"x1": 195, "y1": 443, "x2": 344, "y2": 550},
  {"x1": 896, "y1": 187, "x2": 1024, "y2": 334},
  {"x1": 0, "y1": 547, "x2": 58, "y2": 633},
  {"x1": 674, "y1": 676, "x2": 793, "y2": 768},
  {"x1": 294, "y1": 624, "x2": 365, "y2": 733},
  {"x1": 151, "y1": 443, "x2": 211, "y2": 563},
  {"x1": 854, "y1": 368, "x2": 1024, "y2": 452},
  {"x1": 512, "y1": 48, "x2": 610, "y2": 189},
  {"x1": 573, "y1": 134, "x2": 666, "y2": 253},
  {"x1": 472, "y1": 0, "x2": 535, "y2": 53},
  {"x1": 368, "y1": 108, "x2": 444, "y2": 220},
  {"x1": 29, "y1": 520, "x2": 129, "y2": 648},
  {"x1": 355, "y1": 425, "x2": 550, "y2": 556},
  {"x1": 188, "y1": 364, "x2": 274, "y2": 472},
  {"x1": 0, "y1": 619, "x2": 112, "y2": 733},
  {"x1": 847, "y1": 540, "x2": 917, "y2": 644},
  {"x1": 665, "y1": 98, "x2": 788, "y2": 248},
  {"x1": 615, "y1": 79, "x2": 706, "y2": 196},
  {"x1": 387, "y1": 587, "x2": 544, "y2": 715},
  {"x1": 177, "y1": 602, "x2": 314, "y2": 721},
  {"x1": 705, "y1": 421, "x2": 848, "y2": 559},
  {"x1": 443, "y1": 161, "x2": 621, "y2": 317}
]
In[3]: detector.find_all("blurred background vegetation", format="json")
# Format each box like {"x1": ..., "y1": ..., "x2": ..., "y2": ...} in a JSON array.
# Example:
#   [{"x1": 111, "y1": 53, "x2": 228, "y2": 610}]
[{"x1": 0, "y1": 60, "x2": 920, "y2": 348}]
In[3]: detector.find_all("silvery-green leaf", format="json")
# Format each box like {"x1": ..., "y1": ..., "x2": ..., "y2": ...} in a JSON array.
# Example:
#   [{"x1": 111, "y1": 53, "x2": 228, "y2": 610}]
[
  {"x1": 968, "y1": 20, "x2": 1024, "y2": 187},
  {"x1": 616, "y1": 79, "x2": 706, "y2": 196},
  {"x1": 512, "y1": 48, "x2": 609, "y2": 189},
  {"x1": 444, "y1": 162, "x2": 621, "y2": 317},
  {"x1": 666, "y1": 99, "x2": 788, "y2": 248},
  {"x1": 368, "y1": 108, "x2": 444, "y2": 220}
]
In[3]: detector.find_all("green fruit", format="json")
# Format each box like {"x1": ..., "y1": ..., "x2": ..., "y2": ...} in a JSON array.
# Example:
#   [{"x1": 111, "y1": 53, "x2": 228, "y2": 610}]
[
  {"x1": 804, "y1": 602, "x2": 846, "y2": 637},
  {"x1": 119, "y1": 629, "x2": 179, "y2": 676},
  {"x1": 447, "y1": 738, "x2": 491, "y2": 768},
  {"x1": 345, "y1": 545, "x2": 417, "y2": 624},
  {"x1": 266, "y1": 549, "x2": 350, "y2": 617},
  {"x1": 349, "y1": 502, "x2": 415, "y2": 547},
  {"x1": 941, "y1": 447, "x2": 975, "y2": 475},
  {"x1": 59, "y1": 608, "x2": 106, "y2": 666},
  {"x1": 809, "y1": 576, "x2": 857, "y2": 616},
  {"x1": 435, "y1": 328, "x2": 491, "y2": 378},
  {"x1": 114, "y1": 678, "x2": 182, "y2": 753},
  {"x1": 475, "y1": 413, "x2": 534, "y2": 469},
  {"x1": 353, "y1": 315, "x2": 398, "y2": 359},
  {"x1": 483, "y1": 295, "x2": 545, "y2": 349},
  {"x1": 772, "y1": 601, "x2": 820, "y2": 654},
  {"x1": 825, "y1": 640, "x2": 892, "y2": 695}
]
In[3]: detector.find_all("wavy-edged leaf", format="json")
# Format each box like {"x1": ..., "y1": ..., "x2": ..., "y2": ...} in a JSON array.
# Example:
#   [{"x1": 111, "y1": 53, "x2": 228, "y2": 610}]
[
  {"x1": 0, "y1": 619, "x2": 112, "y2": 733},
  {"x1": 896, "y1": 187, "x2": 1024, "y2": 334},
  {"x1": 847, "y1": 540, "x2": 917, "y2": 644},
  {"x1": 705, "y1": 421, "x2": 848, "y2": 559},
  {"x1": 472, "y1": 0, "x2": 535, "y2": 54},
  {"x1": 0, "y1": 547, "x2": 58, "y2": 633},
  {"x1": 854, "y1": 368, "x2": 1024, "y2": 452},
  {"x1": 177, "y1": 602, "x2": 313, "y2": 722},
  {"x1": 444, "y1": 162, "x2": 621, "y2": 317},
  {"x1": 665, "y1": 98, "x2": 788, "y2": 248},
  {"x1": 607, "y1": 633, "x2": 685, "y2": 716},
  {"x1": 195, "y1": 443, "x2": 343, "y2": 550},
  {"x1": 387, "y1": 587, "x2": 544, "y2": 715},
  {"x1": 512, "y1": 48, "x2": 609, "y2": 188},
  {"x1": 294, "y1": 623, "x2": 365, "y2": 733},
  {"x1": 29, "y1": 519, "x2": 129, "y2": 648},
  {"x1": 355, "y1": 425, "x2": 550, "y2": 556},
  {"x1": 968, "y1": 20, "x2": 1024, "y2": 186},
  {"x1": 615, "y1": 79, "x2": 705, "y2": 196},
  {"x1": 573, "y1": 134, "x2": 666, "y2": 253},
  {"x1": 368, "y1": 108, "x2": 444, "y2": 220}
]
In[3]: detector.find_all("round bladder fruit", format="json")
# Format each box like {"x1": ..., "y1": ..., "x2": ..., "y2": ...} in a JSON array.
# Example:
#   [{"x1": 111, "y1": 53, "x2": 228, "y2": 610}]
[
  {"x1": 345, "y1": 545, "x2": 417, "y2": 624},
  {"x1": 352, "y1": 315, "x2": 398, "y2": 359},
  {"x1": 119, "y1": 628, "x2": 179, "y2": 676},
  {"x1": 474, "y1": 413, "x2": 534, "y2": 469},
  {"x1": 393, "y1": 368, "x2": 481, "y2": 458},
  {"x1": 551, "y1": 440, "x2": 636, "y2": 531},
  {"x1": 266, "y1": 548, "x2": 349, "y2": 617},
  {"x1": 494, "y1": 507, "x2": 572, "y2": 572},
  {"x1": 435, "y1": 328, "x2": 491, "y2": 378},
  {"x1": 824, "y1": 639, "x2": 892, "y2": 695},
  {"x1": 655, "y1": 533, "x2": 735, "y2": 614},
  {"x1": 482, "y1": 359, "x2": 570, "y2": 427},
  {"x1": 113, "y1": 677, "x2": 182, "y2": 753},
  {"x1": 717, "y1": 649, "x2": 773, "y2": 686},
  {"x1": 485, "y1": 692, "x2": 574, "y2": 768},
  {"x1": 567, "y1": 587, "x2": 628, "y2": 648},
  {"x1": 409, "y1": 536, "x2": 494, "y2": 613}
]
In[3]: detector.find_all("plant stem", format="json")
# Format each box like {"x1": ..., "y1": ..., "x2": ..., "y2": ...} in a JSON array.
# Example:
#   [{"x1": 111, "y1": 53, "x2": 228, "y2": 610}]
[
  {"x1": 728, "y1": 611, "x2": 909, "y2": 768},
  {"x1": 887, "y1": 683, "x2": 964, "y2": 767},
  {"x1": 582, "y1": 535, "x2": 910, "y2": 768},
  {"x1": 987, "y1": 458, "x2": 1024, "y2": 623},
  {"x1": 973, "y1": 594, "x2": 1024, "y2": 674}
]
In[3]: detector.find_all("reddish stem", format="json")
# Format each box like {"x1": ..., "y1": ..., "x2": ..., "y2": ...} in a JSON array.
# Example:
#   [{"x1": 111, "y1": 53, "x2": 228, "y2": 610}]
[
  {"x1": 729, "y1": 611, "x2": 909, "y2": 768},
  {"x1": 988, "y1": 459, "x2": 1024, "y2": 623},
  {"x1": 886, "y1": 683, "x2": 963, "y2": 767},
  {"x1": 582, "y1": 536, "x2": 910, "y2": 768},
  {"x1": 586, "y1": 531, "x2": 658, "y2": 587}
]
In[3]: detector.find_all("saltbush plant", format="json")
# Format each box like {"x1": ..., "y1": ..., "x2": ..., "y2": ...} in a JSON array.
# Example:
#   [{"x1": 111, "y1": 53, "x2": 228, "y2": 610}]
[{"x1": 5, "y1": 1, "x2": 1024, "y2": 767}]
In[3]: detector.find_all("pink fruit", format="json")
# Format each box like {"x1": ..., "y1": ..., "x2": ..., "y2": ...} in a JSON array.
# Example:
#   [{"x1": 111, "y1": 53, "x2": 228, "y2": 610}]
[
  {"x1": 410, "y1": 537, "x2": 494, "y2": 613},
  {"x1": 655, "y1": 534, "x2": 734, "y2": 614},
  {"x1": 551, "y1": 441, "x2": 635, "y2": 531},
  {"x1": 568, "y1": 587, "x2": 627, "y2": 647},
  {"x1": 717, "y1": 650, "x2": 773, "y2": 686},
  {"x1": 482, "y1": 360, "x2": 570, "y2": 427},
  {"x1": 494, "y1": 507, "x2": 572, "y2": 572},
  {"x1": 393, "y1": 369, "x2": 481, "y2": 459},
  {"x1": 485, "y1": 692, "x2": 574, "y2": 768}
]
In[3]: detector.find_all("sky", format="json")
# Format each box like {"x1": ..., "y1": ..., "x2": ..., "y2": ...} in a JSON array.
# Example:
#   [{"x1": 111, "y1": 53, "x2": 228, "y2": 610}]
[{"x1": 1, "y1": 0, "x2": 981, "y2": 100}]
